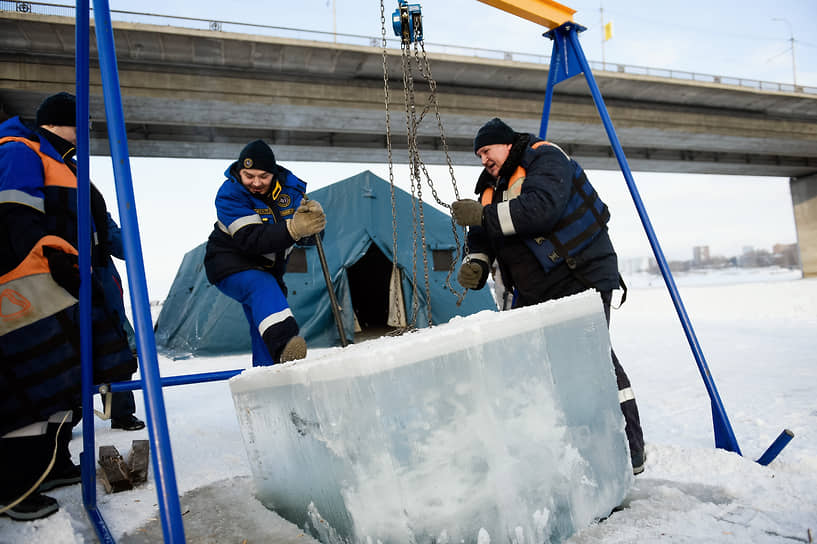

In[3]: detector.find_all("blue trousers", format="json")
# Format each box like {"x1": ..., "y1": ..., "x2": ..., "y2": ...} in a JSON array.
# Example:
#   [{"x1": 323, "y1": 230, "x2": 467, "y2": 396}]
[{"x1": 216, "y1": 269, "x2": 298, "y2": 366}]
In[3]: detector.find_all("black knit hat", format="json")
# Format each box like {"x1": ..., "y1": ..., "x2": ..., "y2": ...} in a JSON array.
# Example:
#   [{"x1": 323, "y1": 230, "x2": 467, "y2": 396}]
[
  {"x1": 36, "y1": 92, "x2": 77, "y2": 127},
  {"x1": 473, "y1": 117, "x2": 515, "y2": 153},
  {"x1": 238, "y1": 139, "x2": 277, "y2": 174}
]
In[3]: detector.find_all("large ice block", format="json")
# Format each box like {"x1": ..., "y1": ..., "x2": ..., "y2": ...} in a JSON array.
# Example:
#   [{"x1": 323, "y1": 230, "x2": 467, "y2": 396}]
[{"x1": 230, "y1": 291, "x2": 632, "y2": 543}]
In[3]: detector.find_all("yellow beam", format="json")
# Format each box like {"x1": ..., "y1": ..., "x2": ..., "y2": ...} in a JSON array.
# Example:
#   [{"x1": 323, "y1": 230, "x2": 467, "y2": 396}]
[{"x1": 477, "y1": 0, "x2": 575, "y2": 29}]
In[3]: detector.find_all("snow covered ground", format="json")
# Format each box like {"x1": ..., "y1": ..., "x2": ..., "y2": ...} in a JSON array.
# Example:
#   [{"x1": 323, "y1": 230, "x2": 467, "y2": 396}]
[{"x1": 2, "y1": 267, "x2": 815, "y2": 543}]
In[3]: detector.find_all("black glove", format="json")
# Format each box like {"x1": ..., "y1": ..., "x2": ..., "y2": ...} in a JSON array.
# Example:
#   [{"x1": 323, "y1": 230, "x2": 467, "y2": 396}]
[
  {"x1": 44, "y1": 247, "x2": 80, "y2": 298},
  {"x1": 458, "y1": 260, "x2": 486, "y2": 290},
  {"x1": 451, "y1": 199, "x2": 484, "y2": 227}
]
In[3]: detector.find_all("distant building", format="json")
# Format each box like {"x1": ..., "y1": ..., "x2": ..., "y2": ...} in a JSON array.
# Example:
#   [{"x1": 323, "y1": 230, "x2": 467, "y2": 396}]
[
  {"x1": 772, "y1": 243, "x2": 800, "y2": 269},
  {"x1": 619, "y1": 256, "x2": 651, "y2": 274},
  {"x1": 638, "y1": 242, "x2": 800, "y2": 275},
  {"x1": 692, "y1": 245, "x2": 710, "y2": 266}
]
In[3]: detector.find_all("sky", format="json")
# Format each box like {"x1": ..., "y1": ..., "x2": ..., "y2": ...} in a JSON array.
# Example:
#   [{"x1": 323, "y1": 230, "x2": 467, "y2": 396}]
[
  {"x1": 78, "y1": 0, "x2": 814, "y2": 301},
  {"x1": 1, "y1": 269, "x2": 815, "y2": 542}
]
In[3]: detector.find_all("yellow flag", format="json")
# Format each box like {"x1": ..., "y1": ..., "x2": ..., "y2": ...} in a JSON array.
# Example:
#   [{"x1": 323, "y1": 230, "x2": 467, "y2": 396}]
[{"x1": 604, "y1": 21, "x2": 613, "y2": 42}]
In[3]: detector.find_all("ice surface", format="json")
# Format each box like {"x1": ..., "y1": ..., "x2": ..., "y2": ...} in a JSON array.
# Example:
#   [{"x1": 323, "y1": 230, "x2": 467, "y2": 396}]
[{"x1": 229, "y1": 291, "x2": 632, "y2": 543}]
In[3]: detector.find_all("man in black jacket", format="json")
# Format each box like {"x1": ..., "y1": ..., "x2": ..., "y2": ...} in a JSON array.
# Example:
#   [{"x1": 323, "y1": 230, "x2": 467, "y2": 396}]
[{"x1": 451, "y1": 117, "x2": 645, "y2": 475}]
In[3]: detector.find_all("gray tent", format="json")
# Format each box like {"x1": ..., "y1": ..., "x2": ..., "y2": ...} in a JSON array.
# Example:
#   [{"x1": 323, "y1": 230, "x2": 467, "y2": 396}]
[{"x1": 154, "y1": 171, "x2": 496, "y2": 356}]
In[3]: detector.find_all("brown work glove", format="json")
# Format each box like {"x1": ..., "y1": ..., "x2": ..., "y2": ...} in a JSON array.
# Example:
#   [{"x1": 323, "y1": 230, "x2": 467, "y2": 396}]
[
  {"x1": 286, "y1": 199, "x2": 326, "y2": 241},
  {"x1": 451, "y1": 199, "x2": 483, "y2": 227},
  {"x1": 457, "y1": 260, "x2": 485, "y2": 290}
]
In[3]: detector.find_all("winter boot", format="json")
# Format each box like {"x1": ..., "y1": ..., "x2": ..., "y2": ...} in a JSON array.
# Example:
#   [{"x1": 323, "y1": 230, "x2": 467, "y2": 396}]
[
  {"x1": 1, "y1": 429, "x2": 60, "y2": 520},
  {"x1": 38, "y1": 417, "x2": 81, "y2": 492},
  {"x1": 39, "y1": 462, "x2": 81, "y2": 492},
  {"x1": 111, "y1": 414, "x2": 146, "y2": 431},
  {"x1": 280, "y1": 336, "x2": 307, "y2": 363},
  {"x1": 632, "y1": 449, "x2": 647, "y2": 475},
  {"x1": 1, "y1": 493, "x2": 59, "y2": 521}
]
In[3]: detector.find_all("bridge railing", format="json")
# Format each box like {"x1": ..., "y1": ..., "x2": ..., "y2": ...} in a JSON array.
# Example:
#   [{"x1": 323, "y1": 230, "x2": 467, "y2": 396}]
[{"x1": 3, "y1": 0, "x2": 815, "y2": 96}]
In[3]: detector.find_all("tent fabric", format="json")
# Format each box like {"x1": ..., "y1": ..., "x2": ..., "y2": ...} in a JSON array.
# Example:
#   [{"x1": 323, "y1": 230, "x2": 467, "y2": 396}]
[{"x1": 154, "y1": 170, "x2": 497, "y2": 356}]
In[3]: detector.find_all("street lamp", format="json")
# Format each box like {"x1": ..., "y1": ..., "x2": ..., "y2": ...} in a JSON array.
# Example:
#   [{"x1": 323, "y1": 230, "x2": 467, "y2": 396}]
[{"x1": 772, "y1": 17, "x2": 797, "y2": 87}]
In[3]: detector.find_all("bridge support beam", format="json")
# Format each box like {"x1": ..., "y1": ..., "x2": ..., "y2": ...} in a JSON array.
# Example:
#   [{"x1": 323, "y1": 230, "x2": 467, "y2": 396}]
[{"x1": 791, "y1": 173, "x2": 817, "y2": 277}]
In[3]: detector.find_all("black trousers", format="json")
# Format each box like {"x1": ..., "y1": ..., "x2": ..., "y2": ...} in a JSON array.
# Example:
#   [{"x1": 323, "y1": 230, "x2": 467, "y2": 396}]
[
  {"x1": 102, "y1": 390, "x2": 136, "y2": 419},
  {"x1": 600, "y1": 290, "x2": 645, "y2": 461}
]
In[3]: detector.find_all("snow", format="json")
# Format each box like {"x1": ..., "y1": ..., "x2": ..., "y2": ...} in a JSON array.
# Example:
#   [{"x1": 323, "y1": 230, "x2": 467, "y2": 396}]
[{"x1": 1, "y1": 267, "x2": 815, "y2": 543}]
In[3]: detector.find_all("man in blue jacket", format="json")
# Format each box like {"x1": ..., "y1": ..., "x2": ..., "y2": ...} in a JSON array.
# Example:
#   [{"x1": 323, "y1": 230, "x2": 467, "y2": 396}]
[
  {"x1": 451, "y1": 118, "x2": 645, "y2": 475},
  {"x1": 0, "y1": 92, "x2": 135, "y2": 520},
  {"x1": 205, "y1": 140, "x2": 325, "y2": 366}
]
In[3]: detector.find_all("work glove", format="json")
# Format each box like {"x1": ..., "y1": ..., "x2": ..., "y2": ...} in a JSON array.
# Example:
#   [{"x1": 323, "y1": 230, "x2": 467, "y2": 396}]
[
  {"x1": 286, "y1": 199, "x2": 326, "y2": 241},
  {"x1": 44, "y1": 246, "x2": 80, "y2": 298},
  {"x1": 457, "y1": 260, "x2": 486, "y2": 290},
  {"x1": 451, "y1": 199, "x2": 484, "y2": 227}
]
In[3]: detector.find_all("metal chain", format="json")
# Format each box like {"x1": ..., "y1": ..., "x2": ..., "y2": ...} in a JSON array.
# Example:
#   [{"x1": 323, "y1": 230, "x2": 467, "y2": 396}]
[
  {"x1": 411, "y1": 30, "x2": 468, "y2": 305},
  {"x1": 381, "y1": 2, "x2": 469, "y2": 326},
  {"x1": 380, "y1": 0, "x2": 406, "y2": 331},
  {"x1": 401, "y1": 38, "x2": 424, "y2": 326}
]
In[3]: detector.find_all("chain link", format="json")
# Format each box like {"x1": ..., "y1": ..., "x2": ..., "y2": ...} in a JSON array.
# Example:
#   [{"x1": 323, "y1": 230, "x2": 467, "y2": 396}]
[
  {"x1": 380, "y1": 1, "x2": 468, "y2": 329},
  {"x1": 410, "y1": 24, "x2": 468, "y2": 306},
  {"x1": 382, "y1": 0, "x2": 411, "y2": 332}
]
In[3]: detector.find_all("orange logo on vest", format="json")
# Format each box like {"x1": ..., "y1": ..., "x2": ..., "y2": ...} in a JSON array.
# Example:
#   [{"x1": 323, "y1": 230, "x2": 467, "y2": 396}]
[{"x1": 0, "y1": 289, "x2": 32, "y2": 320}]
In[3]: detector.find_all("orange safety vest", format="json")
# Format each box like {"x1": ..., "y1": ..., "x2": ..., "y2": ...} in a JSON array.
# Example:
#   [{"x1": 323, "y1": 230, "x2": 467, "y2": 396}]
[
  {"x1": 0, "y1": 136, "x2": 80, "y2": 334},
  {"x1": 0, "y1": 134, "x2": 136, "y2": 436},
  {"x1": 0, "y1": 136, "x2": 77, "y2": 189},
  {"x1": 480, "y1": 141, "x2": 550, "y2": 206},
  {"x1": 0, "y1": 236, "x2": 78, "y2": 336}
]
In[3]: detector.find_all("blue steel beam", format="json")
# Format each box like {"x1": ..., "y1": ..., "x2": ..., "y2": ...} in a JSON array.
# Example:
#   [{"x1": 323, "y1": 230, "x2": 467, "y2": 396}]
[
  {"x1": 90, "y1": 0, "x2": 185, "y2": 540},
  {"x1": 74, "y1": 2, "x2": 115, "y2": 542},
  {"x1": 541, "y1": 21, "x2": 741, "y2": 454},
  {"x1": 541, "y1": 22, "x2": 793, "y2": 464},
  {"x1": 756, "y1": 429, "x2": 795, "y2": 466},
  {"x1": 100, "y1": 370, "x2": 245, "y2": 392}
]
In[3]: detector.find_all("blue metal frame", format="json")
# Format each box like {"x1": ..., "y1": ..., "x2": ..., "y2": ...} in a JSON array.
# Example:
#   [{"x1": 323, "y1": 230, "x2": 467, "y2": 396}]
[
  {"x1": 74, "y1": 2, "x2": 115, "y2": 542},
  {"x1": 540, "y1": 22, "x2": 792, "y2": 463},
  {"x1": 75, "y1": 2, "x2": 251, "y2": 539},
  {"x1": 74, "y1": 0, "x2": 185, "y2": 540},
  {"x1": 101, "y1": 370, "x2": 245, "y2": 393}
]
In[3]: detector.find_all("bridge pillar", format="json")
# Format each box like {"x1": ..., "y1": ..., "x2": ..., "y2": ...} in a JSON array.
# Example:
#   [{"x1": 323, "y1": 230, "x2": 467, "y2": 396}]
[{"x1": 791, "y1": 173, "x2": 817, "y2": 278}]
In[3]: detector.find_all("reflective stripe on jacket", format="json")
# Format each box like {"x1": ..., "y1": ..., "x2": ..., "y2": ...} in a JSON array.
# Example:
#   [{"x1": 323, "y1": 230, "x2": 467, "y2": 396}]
[{"x1": 0, "y1": 236, "x2": 78, "y2": 336}]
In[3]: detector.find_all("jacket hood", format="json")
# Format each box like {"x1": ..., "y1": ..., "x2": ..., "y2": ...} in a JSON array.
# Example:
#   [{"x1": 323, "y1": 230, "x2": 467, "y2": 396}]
[
  {"x1": 0, "y1": 116, "x2": 34, "y2": 139},
  {"x1": 225, "y1": 161, "x2": 240, "y2": 182},
  {"x1": 0, "y1": 115, "x2": 65, "y2": 164}
]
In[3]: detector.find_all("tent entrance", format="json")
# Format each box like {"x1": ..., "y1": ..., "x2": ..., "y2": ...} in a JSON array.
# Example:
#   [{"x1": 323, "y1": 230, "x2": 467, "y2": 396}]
[{"x1": 347, "y1": 243, "x2": 405, "y2": 341}]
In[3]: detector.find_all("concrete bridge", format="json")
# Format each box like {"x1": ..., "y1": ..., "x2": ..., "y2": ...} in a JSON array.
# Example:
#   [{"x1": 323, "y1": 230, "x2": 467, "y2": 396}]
[{"x1": 1, "y1": 9, "x2": 816, "y2": 275}]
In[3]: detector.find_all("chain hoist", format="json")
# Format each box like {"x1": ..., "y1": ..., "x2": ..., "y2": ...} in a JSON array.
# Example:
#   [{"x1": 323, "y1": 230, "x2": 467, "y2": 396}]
[{"x1": 381, "y1": 0, "x2": 468, "y2": 333}]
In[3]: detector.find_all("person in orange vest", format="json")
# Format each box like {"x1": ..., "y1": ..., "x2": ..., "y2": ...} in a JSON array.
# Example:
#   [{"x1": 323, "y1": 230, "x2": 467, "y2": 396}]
[
  {"x1": 451, "y1": 117, "x2": 645, "y2": 475},
  {"x1": 0, "y1": 92, "x2": 135, "y2": 520}
]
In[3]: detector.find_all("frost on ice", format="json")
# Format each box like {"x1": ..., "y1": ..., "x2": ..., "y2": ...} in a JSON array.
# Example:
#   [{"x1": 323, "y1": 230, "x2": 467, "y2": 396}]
[{"x1": 229, "y1": 291, "x2": 632, "y2": 543}]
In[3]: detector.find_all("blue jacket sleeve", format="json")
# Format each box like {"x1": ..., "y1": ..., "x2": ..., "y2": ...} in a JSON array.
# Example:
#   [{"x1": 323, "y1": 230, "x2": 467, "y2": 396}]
[
  {"x1": 106, "y1": 213, "x2": 126, "y2": 260},
  {"x1": 0, "y1": 142, "x2": 49, "y2": 265},
  {"x1": 215, "y1": 182, "x2": 294, "y2": 255}
]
